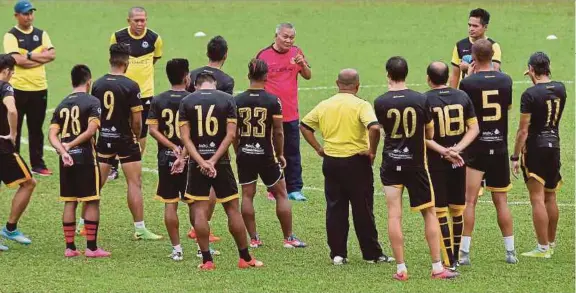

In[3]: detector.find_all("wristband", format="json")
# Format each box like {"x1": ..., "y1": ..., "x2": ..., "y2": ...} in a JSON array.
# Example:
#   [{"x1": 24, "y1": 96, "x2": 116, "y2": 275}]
[{"x1": 26, "y1": 52, "x2": 32, "y2": 60}]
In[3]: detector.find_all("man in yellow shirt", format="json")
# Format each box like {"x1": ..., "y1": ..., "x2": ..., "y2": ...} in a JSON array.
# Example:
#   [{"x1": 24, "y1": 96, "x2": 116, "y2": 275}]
[
  {"x1": 108, "y1": 6, "x2": 163, "y2": 179},
  {"x1": 3, "y1": 0, "x2": 56, "y2": 176},
  {"x1": 300, "y1": 68, "x2": 392, "y2": 265}
]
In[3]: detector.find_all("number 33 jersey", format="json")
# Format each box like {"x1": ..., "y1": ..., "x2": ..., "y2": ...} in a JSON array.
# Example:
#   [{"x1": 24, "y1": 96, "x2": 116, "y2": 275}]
[
  {"x1": 178, "y1": 89, "x2": 237, "y2": 164},
  {"x1": 459, "y1": 71, "x2": 512, "y2": 155},
  {"x1": 91, "y1": 74, "x2": 143, "y2": 143},
  {"x1": 50, "y1": 92, "x2": 101, "y2": 164},
  {"x1": 374, "y1": 89, "x2": 433, "y2": 170}
]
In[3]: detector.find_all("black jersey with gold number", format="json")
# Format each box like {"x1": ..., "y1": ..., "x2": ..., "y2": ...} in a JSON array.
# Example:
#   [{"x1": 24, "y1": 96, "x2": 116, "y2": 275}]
[
  {"x1": 91, "y1": 74, "x2": 143, "y2": 143},
  {"x1": 425, "y1": 88, "x2": 477, "y2": 170},
  {"x1": 374, "y1": 89, "x2": 433, "y2": 170},
  {"x1": 235, "y1": 89, "x2": 282, "y2": 159},
  {"x1": 50, "y1": 93, "x2": 101, "y2": 164},
  {"x1": 146, "y1": 90, "x2": 189, "y2": 165},
  {"x1": 0, "y1": 81, "x2": 15, "y2": 154},
  {"x1": 459, "y1": 71, "x2": 512, "y2": 154},
  {"x1": 520, "y1": 81, "x2": 566, "y2": 150},
  {"x1": 179, "y1": 89, "x2": 237, "y2": 164},
  {"x1": 187, "y1": 66, "x2": 235, "y2": 95}
]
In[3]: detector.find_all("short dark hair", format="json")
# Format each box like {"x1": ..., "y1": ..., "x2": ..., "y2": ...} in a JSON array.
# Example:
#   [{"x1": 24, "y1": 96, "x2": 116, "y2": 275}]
[
  {"x1": 71, "y1": 64, "x2": 92, "y2": 87},
  {"x1": 426, "y1": 62, "x2": 449, "y2": 85},
  {"x1": 207, "y1": 36, "x2": 228, "y2": 62},
  {"x1": 166, "y1": 58, "x2": 189, "y2": 86},
  {"x1": 0, "y1": 54, "x2": 16, "y2": 72},
  {"x1": 528, "y1": 52, "x2": 551, "y2": 76},
  {"x1": 194, "y1": 72, "x2": 217, "y2": 87},
  {"x1": 109, "y1": 43, "x2": 131, "y2": 67},
  {"x1": 386, "y1": 56, "x2": 408, "y2": 82},
  {"x1": 471, "y1": 39, "x2": 494, "y2": 63},
  {"x1": 248, "y1": 59, "x2": 268, "y2": 81},
  {"x1": 469, "y1": 8, "x2": 490, "y2": 25}
]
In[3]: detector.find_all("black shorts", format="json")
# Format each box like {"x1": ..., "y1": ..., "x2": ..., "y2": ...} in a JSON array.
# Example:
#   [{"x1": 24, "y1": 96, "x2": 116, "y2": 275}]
[
  {"x1": 430, "y1": 167, "x2": 466, "y2": 211},
  {"x1": 185, "y1": 163, "x2": 239, "y2": 203},
  {"x1": 155, "y1": 162, "x2": 190, "y2": 204},
  {"x1": 0, "y1": 152, "x2": 32, "y2": 188},
  {"x1": 521, "y1": 147, "x2": 562, "y2": 192},
  {"x1": 140, "y1": 96, "x2": 153, "y2": 139},
  {"x1": 467, "y1": 152, "x2": 512, "y2": 192},
  {"x1": 96, "y1": 139, "x2": 141, "y2": 164},
  {"x1": 59, "y1": 162, "x2": 101, "y2": 202},
  {"x1": 380, "y1": 166, "x2": 434, "y2": 211},
  {"x1": 237, "y1": 156, "x2": 283, "y2": 187}
]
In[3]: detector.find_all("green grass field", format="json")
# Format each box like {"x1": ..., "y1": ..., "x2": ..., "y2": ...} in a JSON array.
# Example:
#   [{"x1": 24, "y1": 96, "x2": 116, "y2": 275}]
[{"x1": 0, "y1": 1, "x2": 574, "y2": 292}]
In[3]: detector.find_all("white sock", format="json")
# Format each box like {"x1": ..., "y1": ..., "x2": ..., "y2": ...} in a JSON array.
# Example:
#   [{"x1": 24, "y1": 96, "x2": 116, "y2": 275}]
[
  {"x1": 134, "y1": 221, "x2": 145, "y2": 229},
  {"x1": 550, "y1": 241, "x2": 556, "y2": 248},
  {"x1": 503, "y1": 236, "x2": 515, "y2": 251},
  {"x1": 537, "y1": 243, "x2": 549, "y2": 252},
  {"x1": 461, "y1": 236, "x2": 471, "y2": 252},
  {"x1": 432, "y1": 261, "x2": 443, "y2": 273},
  {"x1": 78, "y1": 218, "x2": 85, "y2": 225},
  {"x1": 173, "y1": 244, "x2": 182, "y2": 253},
  {"x1": 397, "y1": 263, "x2": 407, "y2": 274}
]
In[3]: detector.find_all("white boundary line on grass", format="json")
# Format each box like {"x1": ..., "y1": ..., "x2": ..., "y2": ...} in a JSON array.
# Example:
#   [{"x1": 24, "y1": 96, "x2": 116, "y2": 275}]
[{"x1": 21, "y1": 137, "x2": 574, "y2": 208}]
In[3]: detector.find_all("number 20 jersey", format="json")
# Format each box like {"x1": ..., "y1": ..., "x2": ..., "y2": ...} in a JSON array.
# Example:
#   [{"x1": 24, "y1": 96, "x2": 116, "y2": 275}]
[{"x1": 459, "y1": 71, "x2": 512, "y2": 155}]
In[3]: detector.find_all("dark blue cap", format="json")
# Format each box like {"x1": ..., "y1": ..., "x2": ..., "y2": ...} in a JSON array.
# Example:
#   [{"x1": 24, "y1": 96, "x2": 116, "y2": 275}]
[{"x1": 14, "y1": 1, "x2": 36, "y2": 14}]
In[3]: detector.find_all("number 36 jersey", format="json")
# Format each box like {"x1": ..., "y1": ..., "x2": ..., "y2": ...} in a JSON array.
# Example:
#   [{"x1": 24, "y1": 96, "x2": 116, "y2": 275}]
[
  {"x1": 91, "y1": 74, "x2": 143, "y2": 143},
  {"x1": 50, "y1": 92, "x2": 101, "y2": 164},
  {"x1": 146, "y1": 90, "x2": 189, "y2": 165},
  {"x1": 374, "y1": 89, "x2": 433, "y2": 170},
  {"x1": 459, "y1": 71, "x2": 512, "y2": 155},
  {"x1": 178, "y1": 89, "x2": 237, "y2": 164}
]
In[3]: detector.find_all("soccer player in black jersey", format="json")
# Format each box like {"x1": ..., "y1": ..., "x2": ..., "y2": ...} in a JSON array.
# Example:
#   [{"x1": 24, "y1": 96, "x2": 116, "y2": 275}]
[
  {"x1": 375, "y1": 56, "x2": 458, "y2": 280},
  {"x1": 458, "y1": 39, "x2": 517, "y2": 264},
  {"x1": 512, "y1": 52, "x2": 565, "y2": 259},
  {"x1": 48, "y1": 65, "x2": 110, "y2": 258},
  {"x1": 424, "y1": 61, "x2": 479, "y2": 269},
  {"x1": 86, "y1": 43, "x2": 161, "y2": 240},
  {"x1": 146, "y1": 59, "x2": 191, "y2": 261},
  {"x1": 179, "y1": 72, "x2": 263, "y2": 270},
  {"x1": 185, "y1": 36, "x2": 234, "y2": 242},
  {"x1": 235, "y1": 59, "x2": 306, "y2": 249},
  {"x1": 0, "y1": 54, "x2": 36, "y2": 250}
]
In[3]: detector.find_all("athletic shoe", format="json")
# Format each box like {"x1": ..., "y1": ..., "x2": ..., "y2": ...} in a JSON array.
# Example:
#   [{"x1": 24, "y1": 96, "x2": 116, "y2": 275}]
[
  {"x1": 238, "y1": 258, "x2": 264, "y2": 269},
  {"x1": 283, "y1": 235, "x2": 306, "y2": 248},
  {"x1": 250, "y1": 238, "x2": 263, "y2": 248},
  {"x1": 267, "y1": 192, "x2": 276, "y2": 201},
  {"x1": 1, "y1": 228, "x2": 31, "y2": 244},
  {"x1": 65, "y1": 249, "x2": 81, "y2": 258},
  {"x1": 85, "y1": 248, "x2": 111, "y2": 258},
  {"x1": 506, "y1": 250, "x2": 519, "y2": 264},
  {"x1": 169, "y1": 250, "x2": 183, "y2": 261},
  {"x1": 550, "y1": 242, "x2": 556, "y2": 255},
  {"x1": 133, "y1": 228, "x2": 163, "y2": 240},
  {"x1": 108, "y1": 168, "x2": 119, "y2": 180},
  {"x1": 31, "y1": 167, "x2": 52, "y2": 176},
  {"x1": 195, "y1": 245, "x2": 221, "y2": 258},
  {"x1": 187, "y1": 228, "x2": 196, "y2": 239},
  {"x1": 187, "y1": 228, "x2": 220, "y2": 243},
  {"x1": 0, "y1": 241, "x2": 8, "y2": 251},
  {"x1": 198, "y1": 261, "x2": 215, "y2": 270},
  {"x1": 393, "y1": 271, "x2": 408, "y2": 281},
  {"x1": 288, "y1": 191, "x2": 307, "y2": 201},
  {"x1": 431, "y1": 269, "x2": 459, "y2": 279},
  {"x1": 366, "y1": 254, "x2": 395, "y2": 264},
  {"x1": 332, "y1": 256, "x2": 348, "y2": 265},
  {"x1": 458, "y1": 250, "x2": 470, "y2": 265},
  {"x1": 521, "y1": 248, "x2": 551, "y2": 259}
]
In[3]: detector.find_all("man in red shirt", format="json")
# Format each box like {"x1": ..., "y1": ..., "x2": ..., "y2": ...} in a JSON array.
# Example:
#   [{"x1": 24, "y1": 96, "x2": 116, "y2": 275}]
[{"x1": 256, "y1": 23, "x2": 311, "y2": 201}]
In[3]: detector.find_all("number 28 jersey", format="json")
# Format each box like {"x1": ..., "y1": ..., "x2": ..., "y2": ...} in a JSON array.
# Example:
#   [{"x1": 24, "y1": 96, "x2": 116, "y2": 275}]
[
  {"x1": 374, "y1": 89, "x2": 433, "y2": 170},
  {"x1": 459, "y1": 71, "x2": 512, "y2": 154},
  {"x1": 178, "y1": 89, "x2": 237, "y2": 164}
]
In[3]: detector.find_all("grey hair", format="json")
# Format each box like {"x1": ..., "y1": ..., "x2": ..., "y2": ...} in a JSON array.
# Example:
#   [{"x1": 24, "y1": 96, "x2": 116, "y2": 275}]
[
  {"x1": 275, "y1": 23, "x2": 296, "y2": 35},
  {"x1": 128, "y1": 6, "x2": 146, "y2": 18}
]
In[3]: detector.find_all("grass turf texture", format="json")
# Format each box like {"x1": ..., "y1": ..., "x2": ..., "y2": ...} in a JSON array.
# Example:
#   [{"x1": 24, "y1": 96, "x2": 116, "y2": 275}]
[{"x1": 0, "y1": 1, "x2": 574, "y2": 292}]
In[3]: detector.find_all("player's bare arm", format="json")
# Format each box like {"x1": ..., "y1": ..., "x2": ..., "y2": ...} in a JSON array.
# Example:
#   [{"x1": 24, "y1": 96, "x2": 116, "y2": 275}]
[
  {"x1": 62, "y1": 120, "x2": 99, "y2": 151},
  {"x1": 1, "y1": 95, "x2": 17, "y2": 144},
  {"x1": 272, "y1": 116, "x2": 286, "y2": 167},
  {"x1": 130, "y1": 110, "x2": 143, "y2": 140},
  {"x1": 179, "y1": 122, "x2": 215, "y2": 176},
  {"x1": 29, "y1": 47, "x2": 56, "y2": 64},
  {"x1": 9, "y1": 53, "x2": 42, "y2": 69},
  {"x1": 511, "y1": 114, "x2": 530, "y2": 176},
  {"x1": 48, "y1": 126, "x2": 73, "y2": 166},
  {"x1": 296, "y1": 55, "x2": 311, "y2": 80},
  {"x1": 451, "y1": 122, "x2": 480, "y2": 153},
  {"x1": 207, "y1": 121, "x2": 236, "y2": 165},
  {"x1": 148, "y1": 123, "x2": 181, "y2": 156}
]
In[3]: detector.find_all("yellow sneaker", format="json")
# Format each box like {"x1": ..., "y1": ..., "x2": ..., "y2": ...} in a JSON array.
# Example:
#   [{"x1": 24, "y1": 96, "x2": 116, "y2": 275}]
[{"x1": 521, "y1": 248, "x2": 551, "y2": 259}]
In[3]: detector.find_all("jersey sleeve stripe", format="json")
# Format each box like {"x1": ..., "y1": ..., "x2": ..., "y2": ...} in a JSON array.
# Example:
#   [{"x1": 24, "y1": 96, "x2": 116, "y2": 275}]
[
  {"x1": 465, "y1": 117, "x2": 478, "y2": 126},
  {"x1": 49, "y1": 123, "x2": 60, "y2": 130},
  {"x1": 178, "y1": 121, "x2": 188, "y2": 126},
  {"x1": 272, "y1": 114, "x2": 283, "y2": 119},
  {"x1": 88, "y1": 117, "x2": 101, "y2": 127},
  {"x1": 145, "y1": 119, "x2": 159, "y2": 125},
  {"x1": 425, "y1": 121, "x2": 434, "y2": 129},
  {"x1": 227, "y1": 118, "x2": 237, "y2": 124},
  {"x1": 131, "y1": 105, "x2": 144, "y2": 113}
]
